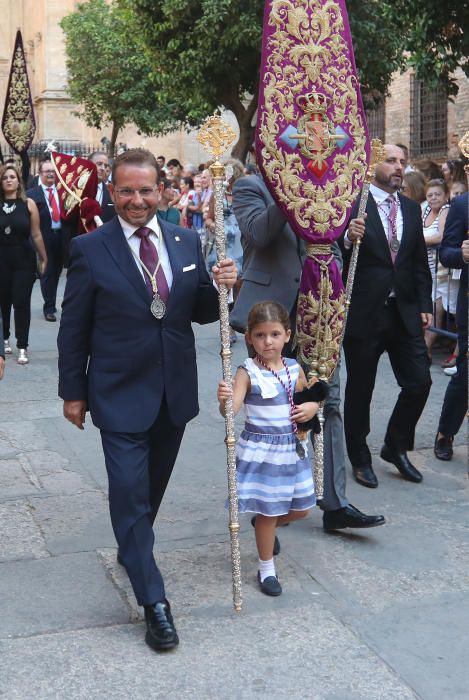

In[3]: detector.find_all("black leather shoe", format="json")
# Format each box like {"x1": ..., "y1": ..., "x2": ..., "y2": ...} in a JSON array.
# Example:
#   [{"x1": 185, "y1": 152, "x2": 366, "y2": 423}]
[
  {"x1": 44, "y1": 313, "x2": 56, "y2": 322},
  {"x1": 352, "y1": 465, "x2": 378, "y2": 488},
  {"x1": 116, "y1": 550, "x2": 124, "y2": 566},
  {"x1": 434, "y1": 435, "x2": 453, "y2": 461},
  {"x1": 257, "y1": 571, "x2": 282, "y2": 596},
  {"x1": 380, "y1": 444, "x2": 422, "y2": 482},
  {"x1": 144, "y1": 600, "x2": 179, "y2": 651},
  {"x1": 251, "y1": 516, "x2": 280, "y2": 555},
  {"x1": 323, "y1": 504, "x2": 385, "y2": 532}
]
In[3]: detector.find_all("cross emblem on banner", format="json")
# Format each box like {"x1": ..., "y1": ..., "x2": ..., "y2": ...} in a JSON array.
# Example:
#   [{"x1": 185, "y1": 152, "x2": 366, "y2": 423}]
[{"x1": 279, "y1": 91, "x2": 350, "y2": 179}]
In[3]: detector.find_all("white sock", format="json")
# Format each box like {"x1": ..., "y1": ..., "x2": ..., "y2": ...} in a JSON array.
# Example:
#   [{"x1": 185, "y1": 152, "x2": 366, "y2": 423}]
[{"x1": 259, "y1": 558, "x2": 276, "y2": 582}]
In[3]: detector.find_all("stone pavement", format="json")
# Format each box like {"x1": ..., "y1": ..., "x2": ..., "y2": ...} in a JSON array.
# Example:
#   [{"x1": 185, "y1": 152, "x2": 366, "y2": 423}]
[{"x1": 0, "y1": 280, "x2": 467, "y2": 700}]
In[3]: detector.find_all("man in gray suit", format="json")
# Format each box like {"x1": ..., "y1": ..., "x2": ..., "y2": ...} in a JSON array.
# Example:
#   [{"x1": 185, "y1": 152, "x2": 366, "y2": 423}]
[{"x1": 231, "y1": 174, "x2": 385, "y2": 531}]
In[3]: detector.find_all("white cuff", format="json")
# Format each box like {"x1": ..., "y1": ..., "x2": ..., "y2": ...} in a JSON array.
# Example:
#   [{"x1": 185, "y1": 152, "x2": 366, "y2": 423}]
[{"x1": 343, "y1": 231, "x2": 353, "y2": 250}]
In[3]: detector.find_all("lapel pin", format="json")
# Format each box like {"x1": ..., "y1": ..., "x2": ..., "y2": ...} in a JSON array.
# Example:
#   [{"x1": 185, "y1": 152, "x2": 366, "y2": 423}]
[{"x1": 175, "y1": 236, "x2": 181, "y2": 241}]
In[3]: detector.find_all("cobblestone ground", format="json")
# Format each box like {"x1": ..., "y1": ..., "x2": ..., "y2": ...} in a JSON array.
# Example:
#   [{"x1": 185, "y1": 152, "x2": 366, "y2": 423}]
[{"x1": 0, "y1": 280, "x2": 467, "y2": 699}]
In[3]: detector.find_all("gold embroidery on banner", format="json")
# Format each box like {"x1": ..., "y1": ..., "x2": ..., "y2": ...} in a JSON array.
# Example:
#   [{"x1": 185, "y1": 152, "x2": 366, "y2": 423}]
[
  {"x1": 259, "y1": 0, "x2": 368, "y2": 238},
  {"x1": 77, "y1": 170, "x2": 91, "y2": 189},
  {"x1": 296, "y1": 283, "x2": 345, "y2": 381},
  {"x1": 2, "y1": 44, "x2": 35, "y2": 151}
]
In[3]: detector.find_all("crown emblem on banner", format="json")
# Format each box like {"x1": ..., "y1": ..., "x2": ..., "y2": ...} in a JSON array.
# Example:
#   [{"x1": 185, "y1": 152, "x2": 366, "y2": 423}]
[{"x1": 297, "y1": 92, "x2": 329, "y2": 115}]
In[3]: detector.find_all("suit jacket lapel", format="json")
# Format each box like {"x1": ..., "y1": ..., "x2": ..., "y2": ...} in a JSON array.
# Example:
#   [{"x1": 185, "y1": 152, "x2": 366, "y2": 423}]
[
  {"x1": 160, "y1": 221, "x2": 183, "y2": 313},
  {"x1": 102, "y1": 220, "x2": 149, "y2": 305}
]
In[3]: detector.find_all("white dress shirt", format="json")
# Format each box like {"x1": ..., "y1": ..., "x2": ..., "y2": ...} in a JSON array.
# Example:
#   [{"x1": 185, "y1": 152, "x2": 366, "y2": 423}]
[
  {"x1": 119, "y1": 214, "x2": 232, "y2": 300},
  {"x1": 96, "y1": 182, "x2": 103, "y2": 206},
  {"x1": 119, "y1": 214, "x2": 173, "y2": 290},
  {"x1": 369, "y1": 183, "x2": 403, "y2": 243},
  {"x1": 344, "y1": 183, "x2": 403, "y2": 250}
]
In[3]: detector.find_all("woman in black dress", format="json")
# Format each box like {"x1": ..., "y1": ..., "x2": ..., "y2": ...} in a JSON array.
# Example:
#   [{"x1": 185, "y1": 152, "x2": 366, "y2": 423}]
[{"x1": 0, "y1": 164, "x2": 47, "y2": 364}]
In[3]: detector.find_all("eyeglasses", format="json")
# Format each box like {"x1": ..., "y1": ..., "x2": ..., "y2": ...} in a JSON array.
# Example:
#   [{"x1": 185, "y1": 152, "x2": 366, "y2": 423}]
[{"x1": 113, "y1": 186, "x2": 158, "y2": 198}]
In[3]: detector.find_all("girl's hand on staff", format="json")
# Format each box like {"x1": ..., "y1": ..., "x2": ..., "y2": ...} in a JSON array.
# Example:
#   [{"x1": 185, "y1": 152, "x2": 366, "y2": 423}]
[
  {"x1": 292, "y1": 401, "x2": 319, "y2": 423},
  {"x1": 217, "y1": 380, "x2": 232, "y2": 402}
]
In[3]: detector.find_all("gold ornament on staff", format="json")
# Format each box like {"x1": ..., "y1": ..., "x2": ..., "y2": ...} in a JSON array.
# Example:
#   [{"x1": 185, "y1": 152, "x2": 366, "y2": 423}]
[
  {"x1": 457, "y1": 130, "x2": 469, "y2": 477},
  {"x1": 197, "y1": 114, "x2": 242, "y2": 612},
  {"x1": 339, "y1": 138, "x2": 386, "y2": 346}
]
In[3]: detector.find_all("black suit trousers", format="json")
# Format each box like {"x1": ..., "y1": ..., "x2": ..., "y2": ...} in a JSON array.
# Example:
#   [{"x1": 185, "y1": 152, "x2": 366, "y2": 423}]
[
  {"x1": 343, "y1": 299, "x2": 431, "y2": 463},
  {"x1": 100, "y1": 396, "x2": 185, "y2": 606},
  {"x1": 438, "y1": 330, "x2": 467, "y2": 438},
  {"x1": 40, "y1": 227, "x2": 64, "y2": 314}
]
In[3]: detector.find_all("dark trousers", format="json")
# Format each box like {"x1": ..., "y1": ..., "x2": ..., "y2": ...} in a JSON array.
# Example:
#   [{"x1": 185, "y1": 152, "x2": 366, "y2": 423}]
[
  {"x1": 343, "y1": 299, "x2": 432, "y2": 465},
  {"x1": 0, "y1": 245, "x2": 36, "y2": 348},
  {"x1": 100, "y1": 398, "x2": 185, "y2": 607},
  {"x1": 438, "y1": 331, "x2": 467, "y2": 438},
  {"x1": 40, "y1": 228, "x2": 63, "y2": 314}
]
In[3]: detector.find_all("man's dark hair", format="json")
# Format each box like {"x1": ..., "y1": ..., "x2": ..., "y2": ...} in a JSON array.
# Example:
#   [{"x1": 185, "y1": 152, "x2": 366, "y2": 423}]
[
  {"x1": 39, "y1": 156, "x2": 52, "y2": 171},
  {"x1": 157, "y1": 155, "x2": 166, "y2": 162},
  {"x1": 166, "y1": 158, "x2": 182, "y2": 169},
  {"x1": 111, "y1": 148, "x2": 161, "y2": 183}
]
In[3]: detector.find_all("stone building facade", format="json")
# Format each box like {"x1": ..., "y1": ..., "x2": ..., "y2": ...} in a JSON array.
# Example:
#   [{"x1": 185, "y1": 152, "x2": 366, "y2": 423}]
[
  {"x1": 368, "y1": 68, "x2": 469, "y2": 161},
  {"x1": 1, "y1": 1, "x2": 468, "y2": 166}
]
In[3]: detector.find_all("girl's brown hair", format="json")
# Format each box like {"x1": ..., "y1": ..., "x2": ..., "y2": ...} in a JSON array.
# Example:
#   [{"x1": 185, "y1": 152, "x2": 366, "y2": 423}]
[
  {"x1": 247, "y1": 301, "x2": 290, "y2": 334},
  {"x1": 402, "y1": 171, "x2": 426, "y2": 204},
  {"x1": 0, "y1": 164, "x2": 26, "y2": 202}
]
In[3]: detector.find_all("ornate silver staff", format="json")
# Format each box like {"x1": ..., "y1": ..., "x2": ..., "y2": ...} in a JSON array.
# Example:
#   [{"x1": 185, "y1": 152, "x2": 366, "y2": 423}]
[
  {"x1": 197, "y1": 115, "x2": 242, "y2": 612},
  {"x1": 458, "y1": 130, "x2": 469, "y2": 477},
  {"x1": 339, "y1": 138, "x2": 386, "y2": 345}
]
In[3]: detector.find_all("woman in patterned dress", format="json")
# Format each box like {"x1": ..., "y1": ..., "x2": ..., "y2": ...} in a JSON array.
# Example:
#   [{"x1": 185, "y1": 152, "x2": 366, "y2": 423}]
[{"x1": 218, "y1": 302, "x2": 318, "y2": 596}]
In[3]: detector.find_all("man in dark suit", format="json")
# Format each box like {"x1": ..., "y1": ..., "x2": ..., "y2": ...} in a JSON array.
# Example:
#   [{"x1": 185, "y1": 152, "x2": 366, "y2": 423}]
[
  {"x1": 230, "y1": 174, "x2": 385, "y2": 532},
  {"x1": 27, "y1": 159, "x2": 64, "y2": 321},
  {"x1": 434, "y1": 192, "x2": 468, "y2": 461},
  {"x1": 0, "y1": 315, "x2": 4, "y2": 380},
  {"x1": 89, "y1": 151, "x2": 115, "y2": 222},
  {"x1": 57, "y1": 149, "x2": 236, "y2": 652},
  {"x1": 343, "y1": 144, "x2": 433, "y2": 487}
]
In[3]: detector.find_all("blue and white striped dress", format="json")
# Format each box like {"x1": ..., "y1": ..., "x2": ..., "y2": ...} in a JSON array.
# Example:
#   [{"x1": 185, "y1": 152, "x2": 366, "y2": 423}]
[{"x1": 236, "y1": 358, "x2": 316, "y2": 516}]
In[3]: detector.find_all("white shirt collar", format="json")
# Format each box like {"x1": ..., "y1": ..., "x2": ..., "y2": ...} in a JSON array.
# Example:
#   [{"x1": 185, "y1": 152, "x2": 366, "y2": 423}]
[
  {"x1": 119, "y1": 214, "x2": 162, "y2": 242},
  {"x1": 40, "y1": 182, "x2": 56, "y2": 194},
  {"x1": 370, "y1": 183, "x2": 399, "y2": 203}
]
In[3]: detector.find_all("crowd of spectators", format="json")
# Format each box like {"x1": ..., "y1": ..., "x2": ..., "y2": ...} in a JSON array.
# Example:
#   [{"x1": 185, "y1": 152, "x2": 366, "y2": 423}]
[{"x1": 396, "y1": 152, "x2": 467, "y2": 373}]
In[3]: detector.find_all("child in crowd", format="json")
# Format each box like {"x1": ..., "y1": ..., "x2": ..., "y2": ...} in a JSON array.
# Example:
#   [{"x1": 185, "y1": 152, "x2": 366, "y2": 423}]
[{"x1": 217, "y1": 301, "x2": 319, "y2": 597}]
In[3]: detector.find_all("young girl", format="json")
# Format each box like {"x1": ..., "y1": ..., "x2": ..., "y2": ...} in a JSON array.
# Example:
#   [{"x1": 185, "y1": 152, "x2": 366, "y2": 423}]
[{"x1": 217, "y1": 301, "x2": 319, "y2": 597}]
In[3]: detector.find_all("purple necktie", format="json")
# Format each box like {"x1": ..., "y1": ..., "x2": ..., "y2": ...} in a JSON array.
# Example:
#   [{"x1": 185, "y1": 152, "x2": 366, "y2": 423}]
[
  {"x1": 135, "y1": 227, "x2": 170, "y2": 302},
  {"x1": 385, "y1": 195, "x2": 398, "y2": 263}
]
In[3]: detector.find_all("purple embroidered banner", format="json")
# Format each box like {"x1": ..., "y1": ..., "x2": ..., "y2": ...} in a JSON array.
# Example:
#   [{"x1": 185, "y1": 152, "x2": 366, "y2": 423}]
[
  {"x1": 2, "y1": 30, "x2": 36, "y2": 154},
  {"x1": 256, "y1": 0, "x2": 369, "y2": 380}
]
